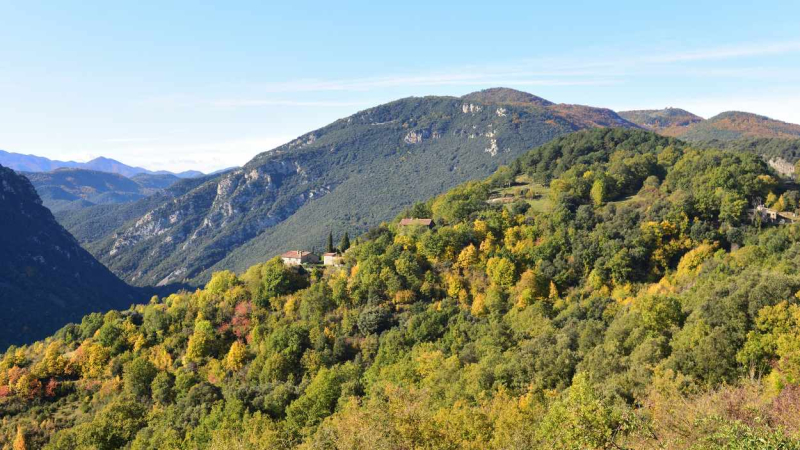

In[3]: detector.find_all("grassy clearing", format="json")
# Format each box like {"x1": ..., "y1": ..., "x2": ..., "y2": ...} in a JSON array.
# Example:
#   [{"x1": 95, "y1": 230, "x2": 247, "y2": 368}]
[{"x1": 488, "y1": 175, "x2": 552, "y2": 215}]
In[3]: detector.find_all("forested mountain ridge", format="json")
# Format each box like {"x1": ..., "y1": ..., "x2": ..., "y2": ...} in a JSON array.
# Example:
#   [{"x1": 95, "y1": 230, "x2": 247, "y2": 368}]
[
  {"x1": 22, "y1": 168, "x2": 181, "y2": 212},
  {"x1": 680, "y1": 111, "x2": 800, "y2": 141},
  {"x1": 74, "y1": 89, "x2": 639, "y2": 288},
  {"x1": 6, "y1": 129, "x2": 800, "y2": 448},
  {"x1": 618, "y1": 108, "x2": 704, "y2": 136},
  {"x1": 0, "y1": 165, "x2": 137, "y2": 349},
  {"x1": 620, "y1": 108, "x2": 800, "y2": 141}
]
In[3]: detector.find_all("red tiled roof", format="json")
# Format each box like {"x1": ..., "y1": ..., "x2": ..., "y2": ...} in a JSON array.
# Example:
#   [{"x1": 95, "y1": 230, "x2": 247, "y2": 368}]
[
  {"x1": 399, "y1": 218, "x2": 433, "y2": 226},
  {"x1": 281, "y1": 250, "x2": 312, "y2": 258}
]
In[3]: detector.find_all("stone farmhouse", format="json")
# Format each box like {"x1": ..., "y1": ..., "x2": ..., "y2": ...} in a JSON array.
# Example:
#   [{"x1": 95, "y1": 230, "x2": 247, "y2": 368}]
[{"x1": 281, "y1": 250, "x2": 319, "y2": 266}]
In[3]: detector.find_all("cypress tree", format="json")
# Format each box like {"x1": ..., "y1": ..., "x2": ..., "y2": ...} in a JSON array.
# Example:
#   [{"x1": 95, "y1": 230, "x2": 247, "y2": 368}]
[
  {"x1": 340, "y1": 232, "x2": 350, "y2": 252},
  {"x1": 327, "y1": 231, "x2": 334, "y2": 253}
]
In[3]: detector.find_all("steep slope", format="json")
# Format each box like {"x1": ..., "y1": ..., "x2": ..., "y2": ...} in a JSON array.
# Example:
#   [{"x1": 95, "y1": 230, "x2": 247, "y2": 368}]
[
  {"x1": 677, "y1": 111, "x2": 800, "y2": 141},
  {"x1": 54, "y1": 173, "x2": 221, "y2": 246},
  {"x1": 618, "y1": 107, "x2": 704, "y2": 136},
  {"x1": 0, "y1": 165, "x2": 137, "y2": 348},
  {"x1": 74, "y1": 90, "x2": 638, "y2": 287},
  {"x1": 22, "y1": 168, "x2": 181, "y2": 212},
  {"x1": 0, "y1": 150, "x2": 204, "y2": 178}
]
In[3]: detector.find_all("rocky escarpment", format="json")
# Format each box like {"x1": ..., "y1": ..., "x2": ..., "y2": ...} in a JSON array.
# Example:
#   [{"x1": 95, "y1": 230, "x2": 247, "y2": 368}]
[
  {"x1": 103, "y1": 158, "x2": 319, "y2": 286},
  {"x1": 768, "y1": 157, "x2": 795, "y2": 178}
]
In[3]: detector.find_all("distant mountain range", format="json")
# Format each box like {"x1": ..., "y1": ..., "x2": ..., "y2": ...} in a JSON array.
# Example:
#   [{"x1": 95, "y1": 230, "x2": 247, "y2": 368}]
[
  {"x1": 618, "y1": 108, "x2": 704, "y2": 136},
  {"x1": 21, "y1": 168, "x2": 182, "y2": 212},
  {"x1": 0, "y1": 164, "x2": 137, "y2": 348},
  {"x1": 0, "y1": 150, "x2": 204, "y2": 178},
  {"x1": 619, "y1": 109, "x2": 800, "y2": 141}
]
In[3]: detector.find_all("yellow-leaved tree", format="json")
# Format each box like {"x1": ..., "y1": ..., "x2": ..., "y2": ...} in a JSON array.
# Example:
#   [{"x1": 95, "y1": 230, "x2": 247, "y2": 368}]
[{"x1": 225, "y1": 341, "x2": 248, "y2": 372}]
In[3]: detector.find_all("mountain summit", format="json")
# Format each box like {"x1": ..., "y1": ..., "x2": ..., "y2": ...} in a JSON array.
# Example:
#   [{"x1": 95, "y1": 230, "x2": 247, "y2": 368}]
[
  {"x1": 461, "y1": 87, "x2": 555, "y2": 107},
  {"x1": 618, "y1": 108, "x2": 704, "y2": 136}
]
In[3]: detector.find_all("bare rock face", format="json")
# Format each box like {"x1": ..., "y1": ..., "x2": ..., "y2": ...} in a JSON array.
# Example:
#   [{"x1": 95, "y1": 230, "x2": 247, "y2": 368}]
[
  {"x1": 485, "y1": 138, "x2": 499, "y2": 156},
  {"x1": 404, "y1": 129, "x2": 431, "y2": 144},
  {"x1": 768, "y1": 157, "x2": 795, "y2": 178},
  {"x1": 104, "y1": 156, "x2": 316, "y2": 286},
  {"x1": 462, "y1": 103, "x2": 483, "y2": 114}
]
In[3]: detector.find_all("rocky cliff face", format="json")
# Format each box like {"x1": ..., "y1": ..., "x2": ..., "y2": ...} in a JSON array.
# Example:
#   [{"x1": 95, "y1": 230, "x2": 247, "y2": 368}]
[
  {"x1": 0, "y1": 165, "x2": 136, "y2": 348},
  {"x1": 70, "y1": 89, "x2": 639, "y2": 287},
  {"x1": 106, "y1": 158, "x2": 313, "y2": 286}
]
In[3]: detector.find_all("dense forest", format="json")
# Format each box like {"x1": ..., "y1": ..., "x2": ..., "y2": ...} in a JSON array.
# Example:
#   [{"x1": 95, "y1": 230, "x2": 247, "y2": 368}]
[{"x1": 5, "y1": 129, "x2": 800, "y2": 449}]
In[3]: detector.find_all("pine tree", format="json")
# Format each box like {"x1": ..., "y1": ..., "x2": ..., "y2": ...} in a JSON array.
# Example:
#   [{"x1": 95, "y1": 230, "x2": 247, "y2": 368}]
[
  {"x1": 327, "y1": 231, "x2": 334, "y2": 253},
  {"x1": 339, "y1": 232, "x2": 350, "y2": 252}
]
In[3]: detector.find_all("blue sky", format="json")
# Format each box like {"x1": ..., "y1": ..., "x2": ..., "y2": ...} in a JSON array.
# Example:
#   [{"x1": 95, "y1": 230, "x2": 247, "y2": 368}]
[{"x1": 2, "y1": 1, "x2": 800, "y2": 173}]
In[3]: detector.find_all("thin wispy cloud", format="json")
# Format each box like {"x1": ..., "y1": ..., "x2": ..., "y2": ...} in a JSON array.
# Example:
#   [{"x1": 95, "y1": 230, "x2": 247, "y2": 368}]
[
  {"x1": 252, "y1": 73, "x2": 618, "y2": 93},
  {"x1": 239, "y1": 40, "x2": 800, "y2": 95},
  {"x1": 103, "y1": 137, "x2": 159, "y2": 144},
  {"x1": 645, "y1": 41, "x2": 800, "y2": 63},
  {"x1": 134, "y1": 39, "x2": 800, "y2": 116},
  {"x1": 112, "y1": 135, "x2": 295, "y2": 172},
  {"x1": 209, "y1": 99, "x2": 372, "y2": 108},
  {"x1": 110, "y1": 38, "x2": 800, "y2": 173}
]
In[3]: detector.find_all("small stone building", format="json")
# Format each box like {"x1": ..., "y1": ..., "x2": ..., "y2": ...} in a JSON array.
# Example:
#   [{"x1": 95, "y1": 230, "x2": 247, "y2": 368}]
[
  {"x1": 281, "y1": 250, "x2": 319, "y2": 266},
  {"x1": 323, "y1": 252, "x2": 343, "y2": 266},
  {"x1": 753, "y1": 205, "x2": 800, "y2": 225}
]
